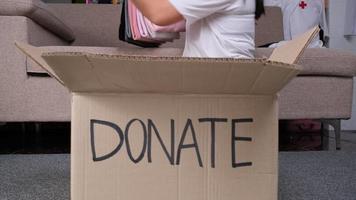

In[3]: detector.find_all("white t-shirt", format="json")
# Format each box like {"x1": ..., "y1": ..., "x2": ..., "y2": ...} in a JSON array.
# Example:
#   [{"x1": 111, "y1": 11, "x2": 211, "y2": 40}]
[{"x1": 168, "y1": 0, "x2": 256, "y2": 58}]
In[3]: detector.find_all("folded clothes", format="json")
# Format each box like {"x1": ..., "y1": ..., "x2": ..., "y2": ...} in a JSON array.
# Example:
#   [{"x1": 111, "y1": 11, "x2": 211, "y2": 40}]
[
  {"x1": 145, "y1": 18, "x2": 180, "y2": 42},
  {"x1": 119, "y1": 0, "x2": 186, "y2": 47},
  {"x1": 128, "y1": 0, "x2": 140, "y2": 40},
  {"x1": 119, "y1": 0, "x2": 159, "y2": 47},
  {"x1": 151, "y1": 20, "x2": 186, "y2": 33},
  {"x1": 136, "y1": 10, "x2": 149, "y2": 38},
  {"x1": 124, "y1": 0, "x2": 131, "y2": 38},
  {"x1": 136, "y1": 6, "x2": 166, "y2": 43}
]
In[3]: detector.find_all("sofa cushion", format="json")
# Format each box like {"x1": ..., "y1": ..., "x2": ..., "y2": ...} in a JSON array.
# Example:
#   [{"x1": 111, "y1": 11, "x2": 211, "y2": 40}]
[
  {"x1": 279, "y1": 76, "x2": 353, "y2": 119},
  {"x1": 0, "y1": 0, "x2": 75, "y2": 42},
  {"x1": 256, "y1": 48, "x2": 356, "y2": 77}
]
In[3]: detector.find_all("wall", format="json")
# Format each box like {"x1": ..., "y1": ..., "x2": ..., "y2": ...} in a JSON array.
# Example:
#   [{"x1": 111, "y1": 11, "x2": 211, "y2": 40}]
[{"x1": 328, "y1": 0, "x2": 356, "y2": 130}]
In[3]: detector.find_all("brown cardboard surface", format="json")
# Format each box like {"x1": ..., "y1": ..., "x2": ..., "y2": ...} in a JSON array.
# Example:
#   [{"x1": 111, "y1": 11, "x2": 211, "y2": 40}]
[
  {"x1": 14, "y1": 42, "x2": 64, "y2": 85},
  {"x1": 15, "y1": 42, "x2": 301, "y2": 95},
  {"x1": 71, "y1": 93, "x2": 278, "y2": 200},
  {"x1": 268, "y1": 26, "x2": 320, "y2": 64},
  {"x1": 14, "y1": 27, "x2": 317, "y2": 200},
  {"x1": 39, "y1": 53, "x2": 299, "y2": 95}
]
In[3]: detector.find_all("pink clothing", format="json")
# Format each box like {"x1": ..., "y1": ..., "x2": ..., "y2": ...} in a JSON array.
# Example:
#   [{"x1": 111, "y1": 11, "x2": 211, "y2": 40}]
[
  {"x1": 145, "y1": 18, "x2": 179, "y2": 41},
  {"x1": 128, "y1": 0, "x2": 141, "y2": 40},
  {"x1": 137, "y1": 10, "x2": 149, "y2": 37},
  {"x1": 128, "y1": 0, "x2": 184, "y2": 43},
  {"x1": 151, "y1": 20, "x2": 186, "y2": 33},
  {"x1": 129, "y1": 0, "x2": 159, "y2": 42}
]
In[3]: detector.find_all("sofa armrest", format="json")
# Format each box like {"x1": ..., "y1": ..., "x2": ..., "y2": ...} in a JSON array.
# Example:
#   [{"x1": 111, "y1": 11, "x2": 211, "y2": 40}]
[
  {"x1": 0, "y1": 16, "x2": 71, "y2": 121},
  {"x1": 0, "y1": 0, "x2": 75, "y2": 42},
  {"x1": 0, "y1": 16, "x2": 70, "y2": 76},
  {"x1": 26, "y1": 17, "x2": 71, "y2": 74},
  {"x1": 48, "y1": 4, "x2": 132, "y2": 47}
]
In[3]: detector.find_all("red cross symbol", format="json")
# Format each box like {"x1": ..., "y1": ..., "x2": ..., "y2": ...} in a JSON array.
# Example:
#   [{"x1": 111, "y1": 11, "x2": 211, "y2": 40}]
[{"x1": 299, "y1": 1, "x2": 307, "y2": 9}]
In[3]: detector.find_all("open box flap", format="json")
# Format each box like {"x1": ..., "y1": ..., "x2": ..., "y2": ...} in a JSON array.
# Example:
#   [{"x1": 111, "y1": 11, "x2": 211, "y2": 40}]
[
  {"x1": 15, "y1": 42, "x2": 64, "y2": 85},
  {"x1": 37, "y1": 52, "x2": 301, "y2": 95},
  {"x1": 15, "y1": 26, "x2": 319, "y2": 95},
  {"x1": 268, "y1": 26, "x2": 320, "y2": 64}
]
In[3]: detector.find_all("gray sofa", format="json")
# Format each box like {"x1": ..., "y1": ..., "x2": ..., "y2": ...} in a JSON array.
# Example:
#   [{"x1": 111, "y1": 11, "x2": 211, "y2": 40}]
[{"x1": 1, "y1": 1, "x2": 356, "y2": 150}]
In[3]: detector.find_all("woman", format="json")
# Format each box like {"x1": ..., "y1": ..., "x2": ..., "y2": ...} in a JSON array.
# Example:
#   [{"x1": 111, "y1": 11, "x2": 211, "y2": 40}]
[{"x1": 131, "y1": 0, "x2": 264, "y2": 58}]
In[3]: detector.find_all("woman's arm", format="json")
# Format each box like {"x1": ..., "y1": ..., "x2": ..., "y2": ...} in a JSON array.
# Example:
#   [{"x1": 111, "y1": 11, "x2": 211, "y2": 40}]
[{"x1": 131, "y1": 0, "x2": 183, "y2": 26}]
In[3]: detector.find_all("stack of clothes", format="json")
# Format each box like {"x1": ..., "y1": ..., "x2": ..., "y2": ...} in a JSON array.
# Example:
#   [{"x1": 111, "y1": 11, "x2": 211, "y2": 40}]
[{"x1": 119, "y1": 0, "x2": 185, "y2": 47}]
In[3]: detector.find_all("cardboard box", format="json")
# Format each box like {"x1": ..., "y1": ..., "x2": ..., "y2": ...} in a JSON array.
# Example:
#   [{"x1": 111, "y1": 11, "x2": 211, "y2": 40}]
[{"x1": 16, "y1": 27, "x2": 318, "y2": 200}]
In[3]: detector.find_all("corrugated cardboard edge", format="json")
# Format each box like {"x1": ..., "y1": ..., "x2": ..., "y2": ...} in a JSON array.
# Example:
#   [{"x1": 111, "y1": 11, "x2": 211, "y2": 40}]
[
  {"x1": 44, "y1": 51, "x2": 266, "y2": 63},
  {"x1": 15, "y1": 42, "x2": 302, "y2": 74},
  {"x1": 41, "y1": 51, "x2": 301, "y2": 70},
  {"x1": 41, "y1": 52, "x2": 301, "y2": 95},
  {"x1": 15, "y1": 42, "x2": 304, "y2": 95},
  {"x1": 268, "y1": 26, "x2": 320, "y2": 64},
  {"x1": 15, "y1": 41, "x2": 65, "y2": 85}
]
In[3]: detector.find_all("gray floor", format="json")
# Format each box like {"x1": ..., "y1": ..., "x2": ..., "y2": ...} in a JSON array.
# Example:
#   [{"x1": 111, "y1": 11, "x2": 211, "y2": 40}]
[
  {"x1": 1, "y1": 132, "x2": 356, "y2": 200},
  {"x1": 328, "y1": 131, "x2": 356, "y2": 151}
]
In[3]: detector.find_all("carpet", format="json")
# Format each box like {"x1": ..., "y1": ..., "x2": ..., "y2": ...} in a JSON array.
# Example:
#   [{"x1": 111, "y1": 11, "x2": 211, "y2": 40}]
[{"x1": 1, "y1": 151, "x2": 356, "y2": 200}]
